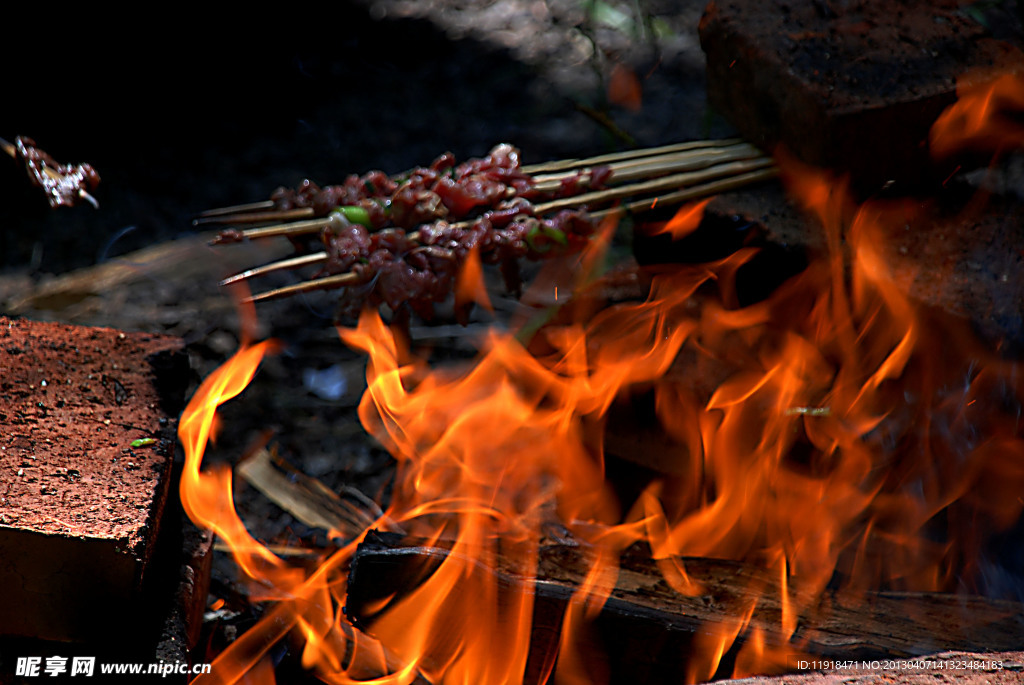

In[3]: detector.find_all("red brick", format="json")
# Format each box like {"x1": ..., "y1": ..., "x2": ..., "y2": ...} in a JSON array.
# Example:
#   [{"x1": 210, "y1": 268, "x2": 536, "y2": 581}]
[
  {"x1": 0, "y1": 317, "x2": 186, "y2": 641},
  {"x1": 699, "y1": 0, "x2": 1024, "y2": 192}
]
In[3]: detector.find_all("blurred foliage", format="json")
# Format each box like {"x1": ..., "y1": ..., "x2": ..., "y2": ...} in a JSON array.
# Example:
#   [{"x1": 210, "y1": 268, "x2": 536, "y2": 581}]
[{"x1": 580, "y1": 0, "x2": 675, "y2": 42}]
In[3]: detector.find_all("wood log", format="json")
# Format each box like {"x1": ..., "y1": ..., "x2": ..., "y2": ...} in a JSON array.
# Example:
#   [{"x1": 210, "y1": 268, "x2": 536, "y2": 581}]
[
  {"x1": 347, "y1": 531, "x2": 1024, "y2": 684},
  {"x1": 236, "y1": 448, "x2": 383, "y2": 540}
]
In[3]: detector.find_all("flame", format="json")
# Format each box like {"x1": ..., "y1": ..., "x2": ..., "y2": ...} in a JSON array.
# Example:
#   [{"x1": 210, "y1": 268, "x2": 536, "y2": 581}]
[
  {"x1": 454, "y1": 245, "x2": 493, "y2": 317},
  {"x1": 180, "y1": 79, "x2": 1024, "y2": 683},
  {"x1": 178, "y1": 340, "x2": 293, "y2": 583},
  {"x1": 930, "y1": 71, "x2": 1024, "y2": 159},
  {"x1": 647, "y1": 197, "x2": 713, "y2": 240}
]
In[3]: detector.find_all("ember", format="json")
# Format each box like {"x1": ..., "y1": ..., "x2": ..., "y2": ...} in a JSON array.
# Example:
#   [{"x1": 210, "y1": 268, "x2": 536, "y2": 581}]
[{"x1": 179, "y1": 72, "x2": 1024, "y2": 685}]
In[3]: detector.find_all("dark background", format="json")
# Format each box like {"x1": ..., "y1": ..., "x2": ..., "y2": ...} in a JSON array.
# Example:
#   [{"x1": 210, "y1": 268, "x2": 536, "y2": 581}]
[{"x1": 0, "y1": 1, "x2": 725, "y2": 276}]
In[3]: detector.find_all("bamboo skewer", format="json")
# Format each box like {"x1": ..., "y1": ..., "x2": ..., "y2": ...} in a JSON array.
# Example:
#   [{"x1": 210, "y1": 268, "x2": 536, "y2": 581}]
[
  {"x1": 197, "y1": 199, "x2": 276, "y2": 218},
  {"x1": 1, "y1": 138, "x2": 18, "y2": 160},
  {"x1": 529, "y1": 143, "x2": 765, "y2": 193},
  {"x1": 213, "y1": 216, "x2": 333, "y2": 243},
  {"x1": 520, "y1": 137, "x2": 746, "y2": 174},
  {"x1": 591, "y1": 166, "x2": 780, "y2": 220},
  {"x1": 195, "y1": 206, "x2": 315, "y2": 226},
  {"x1": 220, "y1": 251, "x2": 330, "y2": 286},
  {"x1": 247, "y1": 272, "x2": 360, "y2": 303},
  {"x1": 533, "y1": 157, "x2": 776, "y2": 215}
]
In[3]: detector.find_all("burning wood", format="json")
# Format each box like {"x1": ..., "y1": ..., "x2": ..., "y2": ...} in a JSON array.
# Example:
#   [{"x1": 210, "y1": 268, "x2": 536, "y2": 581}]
[
  {"x1": 236, "y1": 448, "x2": 384, "y2": 540},
  {"x1": 347, "y1": 531, "x2": 1024, "y2": 682},
  {"x1": 181, "y1": 199, "x2": 1024, "y2": 682}
]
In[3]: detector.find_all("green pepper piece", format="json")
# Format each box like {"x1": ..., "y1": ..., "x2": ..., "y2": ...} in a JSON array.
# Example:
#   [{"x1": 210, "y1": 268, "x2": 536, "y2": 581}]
[
  {"x1": 131, "y1": 438, "x2": 158, "y2": 448},
  {"x1": 542, "y1": 225, "x2": 568, "y2": 246},
  {"x1": 525, "y1": 223, "x2": 569, "y2": 252},
  {"x1": 332, "y1": 206, "x2": 373, "y2": 229},
  {"x1": 525, "y1": 224, "x2": 551, "y2": 253}
]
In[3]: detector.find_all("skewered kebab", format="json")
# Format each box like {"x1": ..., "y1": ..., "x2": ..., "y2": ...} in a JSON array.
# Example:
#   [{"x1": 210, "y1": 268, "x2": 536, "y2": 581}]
[
  {"x1": 205, "y1": 140, "x2": 778, "y2": 318},
  {"x1": 1, "y1": 136, "x2": 99, "y2": 208},
  {"x1": 199, "y1": 139, "x2": 762, "y2": 228}
]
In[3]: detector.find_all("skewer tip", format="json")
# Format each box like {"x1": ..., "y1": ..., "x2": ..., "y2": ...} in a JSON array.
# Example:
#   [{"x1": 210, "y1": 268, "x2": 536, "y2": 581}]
[
  {"x1": 220, "y1": 273, "x2": 246, "y2": 287},
  {"x1": 78, "y1": 189, "x2": 99, "y2": 209}
]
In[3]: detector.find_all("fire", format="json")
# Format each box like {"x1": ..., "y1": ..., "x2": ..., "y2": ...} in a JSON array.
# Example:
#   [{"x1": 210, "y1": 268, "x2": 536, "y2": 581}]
[
  {"x1": 180, "y1": 76, "x2": 1024, "y2": 684},
  {"x1": 454, "y1": 245, "x2": 493, "y2": 317},
  {"x1": 647, "y1": 197, "x2": 713, "y2": 240},
  {"x1": 178, "y1": 340, "x2": 296, "y2": 585},
  {"x1": 930, "y1": 71, "x2": 1024, "y2": 159}
]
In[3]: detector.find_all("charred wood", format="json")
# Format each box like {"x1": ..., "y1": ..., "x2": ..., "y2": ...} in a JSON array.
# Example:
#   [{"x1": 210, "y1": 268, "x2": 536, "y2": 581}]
[{"x1": 347, "y1": 531, "x2": 1024, "y2": 684}]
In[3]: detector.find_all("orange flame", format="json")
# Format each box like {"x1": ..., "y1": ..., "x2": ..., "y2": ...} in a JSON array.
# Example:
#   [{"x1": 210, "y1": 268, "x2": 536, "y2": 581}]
[
  {"x1": 647, "y1": 197, "x2": 713, "y2": 240},
  {"x1": 930, "y1": 71, "x2": 1024, "y2": 159},
  {"x1": 454, "y1": 245, "x2": 493, "y2": 317},
  {"x1": 178, "y1": 341, "x2": 292, "y2": 583},
  {"x1": 181, "y1": 79, "x2": 1024, "y2": 683}
]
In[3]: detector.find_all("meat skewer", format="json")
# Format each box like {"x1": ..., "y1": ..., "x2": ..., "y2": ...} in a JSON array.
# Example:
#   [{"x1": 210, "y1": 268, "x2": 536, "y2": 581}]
[
  {"x1": 1, "y1": 136, "x2": 100, "y2": 209},
  {"x1": 222, "y1": 164, "x2": 779, "y2": 296},
  {"x1": 197, "y1": 139, "x2": 750, "y2": 221},
  {"x1": 207, "y1": 141, "x2": 778, "y2": 316},
  {"x1": 198, "y1": 139, "x2": 765, "y2": 228},
  {"x1": 208, "y1": 151, "x2": 773, "y2": 246}
]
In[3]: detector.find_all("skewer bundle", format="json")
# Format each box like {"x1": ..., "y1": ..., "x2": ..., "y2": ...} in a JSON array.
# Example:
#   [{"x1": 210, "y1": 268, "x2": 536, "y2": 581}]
[{"x1": 203, "y1": 139, "x2": 777, "y2": 316}]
